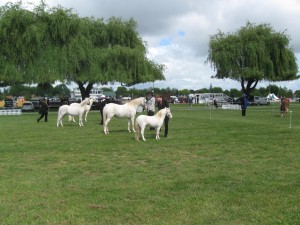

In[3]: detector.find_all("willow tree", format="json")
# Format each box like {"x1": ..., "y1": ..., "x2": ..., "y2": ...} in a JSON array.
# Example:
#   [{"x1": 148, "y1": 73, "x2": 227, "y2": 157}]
[
  {"x1": 206, "y1": 22, "x2": 298, "y2": 96},
  {"x1": 0, "y1": 2, "x2": 165, "y2": 98},
  {"x1": 0, "y1": 2, "x2": 63, "y2": 89},
  {"x1": 62, "y1": 15, "x2": 165, "y2": 98}
]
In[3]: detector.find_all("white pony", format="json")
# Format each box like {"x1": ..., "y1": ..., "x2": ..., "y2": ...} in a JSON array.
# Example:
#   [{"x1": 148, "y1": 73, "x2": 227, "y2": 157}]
[
  {"x1": 135, "y1": 107, "x2": 173, "y2": 141},
  {"x1": 69, "y1": 97, "x2": 97, "y2": 123},
  {"x1": 103, "y1": 97, "x2": 146, "y2": 134},
  {"x1": 57, "y1": 98, "x2": 90, "y2": 127}
]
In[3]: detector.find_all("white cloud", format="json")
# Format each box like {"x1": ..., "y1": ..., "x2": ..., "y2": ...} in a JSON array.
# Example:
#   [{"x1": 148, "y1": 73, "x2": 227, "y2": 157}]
[{"x1": 1, "y1": 0, "x2": 300, "y2": 92}]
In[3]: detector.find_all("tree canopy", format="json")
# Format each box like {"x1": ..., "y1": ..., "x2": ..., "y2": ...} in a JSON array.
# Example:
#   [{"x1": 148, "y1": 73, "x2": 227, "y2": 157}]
[
  {"x1": 206, "y1": 22, "x2": 299, "y2": 96},
  {"x1": 0, "y1": 1, "x2": 165, "y2": 98}
]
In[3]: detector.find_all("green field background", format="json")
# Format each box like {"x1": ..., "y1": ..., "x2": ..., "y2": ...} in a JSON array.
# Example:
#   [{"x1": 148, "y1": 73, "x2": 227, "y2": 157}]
[{"x1": 0, "y1": 103, "x2": 299, "y2": 224}]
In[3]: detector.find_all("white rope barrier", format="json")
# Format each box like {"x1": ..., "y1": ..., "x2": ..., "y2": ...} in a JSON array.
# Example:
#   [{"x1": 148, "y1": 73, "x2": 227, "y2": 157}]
[
  {"x1": 0, "y1": 109, "x2": 22, "y2": 115},
  {"x1": 289, "y1": 110, "x2": 292, "y2": 128}
]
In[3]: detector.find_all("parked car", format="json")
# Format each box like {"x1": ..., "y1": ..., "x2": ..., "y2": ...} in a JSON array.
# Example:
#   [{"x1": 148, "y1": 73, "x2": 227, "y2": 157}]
[
  {"x1": 48, "y1": 97, "x2": 61, "y2": 108},
  {"x1": 233, "y1": 97, "x2": 242, "y2": 105},
  {"x1": 30, "y1": 99, "x2": 41, "y2": 110},
  {"x1": 22, "y1": 101, "x2": 35, "y2": 112},
  {"x1": 248, "y1": 96, "x2": 270, "y2": 105},
  {"x1": 4, "y1": 99, "x2": 14, "y2": 108}
]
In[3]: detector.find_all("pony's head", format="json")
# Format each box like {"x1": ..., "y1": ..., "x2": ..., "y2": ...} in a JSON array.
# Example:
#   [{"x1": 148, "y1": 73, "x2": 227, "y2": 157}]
[
  {"x1": 166, "y1": 107, "x2": 172, "y2": 118},
  {"x1": 89, "y1": 97, "x2": 98, "y2": 104}
]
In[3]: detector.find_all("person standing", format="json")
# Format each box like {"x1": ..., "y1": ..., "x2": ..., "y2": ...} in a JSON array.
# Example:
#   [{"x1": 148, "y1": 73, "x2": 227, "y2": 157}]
[
  {"x1": 99, "y1": 95, "x2": 107, "y2": 125},
  {"x1": 146, "y1": 91, "x2": 155, "y2": 130},
  {"x1": 241, "y1": 93, "x2": 248, "y2": 116},
  {"x1": 37, "y1": 99, "x2": 48, "y2": 122},
  {"x1": 156, "y1": 96, "x2": 170, "y2": 137}
]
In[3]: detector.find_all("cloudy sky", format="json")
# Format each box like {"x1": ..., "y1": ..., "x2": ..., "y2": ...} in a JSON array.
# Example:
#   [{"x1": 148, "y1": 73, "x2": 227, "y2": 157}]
[{"x1": 1, "y1": 0, "x2": 300, "y2": 91}]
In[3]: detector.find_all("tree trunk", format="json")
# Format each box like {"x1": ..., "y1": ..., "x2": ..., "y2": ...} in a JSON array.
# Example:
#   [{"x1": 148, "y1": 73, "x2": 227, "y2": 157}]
[
  {"x1": 241, "y1": 77, "x2": 258, "y2": 97},
  {"x1": 77, "y1": 81, "x2": 94, "y2": 100}
]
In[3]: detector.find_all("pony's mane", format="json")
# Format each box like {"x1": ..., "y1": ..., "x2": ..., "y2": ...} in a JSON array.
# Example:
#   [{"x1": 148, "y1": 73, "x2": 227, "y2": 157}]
[
  {"x1": 156, "y1": 109, "x2": 164, "y2": 118},
  {"x1": 127, "y1": 97, "x2": 144, "y2": 106},
  {"x1": 80, "y1": 98, "x2": 89, "y2": 106}
]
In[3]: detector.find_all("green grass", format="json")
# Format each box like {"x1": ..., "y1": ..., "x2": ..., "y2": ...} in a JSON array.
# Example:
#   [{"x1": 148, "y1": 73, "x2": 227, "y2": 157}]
[{"x1": 1, "y1": 103, "x2": 300, "y2": 224}]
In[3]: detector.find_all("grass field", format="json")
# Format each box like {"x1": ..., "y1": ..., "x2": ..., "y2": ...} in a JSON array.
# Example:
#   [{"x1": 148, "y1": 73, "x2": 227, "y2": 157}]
[{"x1": 0, "y1": 103, "x2": 300, "y2": 224}]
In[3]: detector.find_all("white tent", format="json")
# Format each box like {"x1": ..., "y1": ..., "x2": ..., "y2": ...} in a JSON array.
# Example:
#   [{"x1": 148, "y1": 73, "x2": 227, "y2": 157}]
[{"x1": 267, "y1": 93, "x2": 279, "y2": 101}]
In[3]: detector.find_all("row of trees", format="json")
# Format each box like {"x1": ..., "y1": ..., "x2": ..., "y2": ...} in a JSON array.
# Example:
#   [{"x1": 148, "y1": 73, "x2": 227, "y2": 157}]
[
  {"x1": 0, "y1": 2, "x2": 298, "y2": 99},
  {"x1": 1, "y1": 83, "x2": 297, "y2": 101},
  {"x1": 0, "y1": 2, "x2": 164, "y2": 99},
  {"x1": 117, "y1": 85, "x2": 296, "y2": 98}
]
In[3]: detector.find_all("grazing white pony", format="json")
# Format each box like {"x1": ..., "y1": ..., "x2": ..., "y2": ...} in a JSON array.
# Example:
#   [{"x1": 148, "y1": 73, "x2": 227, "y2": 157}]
[
  {"x1": 69, "y1": 97, "x2": 97, "y2": 123},
  {"x1": 57, "y1": 98, "x2": 90, "y2": 127},
  {"x1": 103, "y1": 97, "x2": 146, "y2": 134},
  {"x1": 135, "y1": 107, "x2": 172, "y2": 141}
]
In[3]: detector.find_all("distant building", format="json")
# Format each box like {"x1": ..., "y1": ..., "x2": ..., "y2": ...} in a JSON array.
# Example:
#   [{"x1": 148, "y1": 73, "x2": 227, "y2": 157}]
[
  {"x1": 103, "y1": 90, "x2": 116, "y2": 99},
  {"x1": 71, "y1": 88, "x2": 116, "y2": 100},
  {"x1": 71, "y1": 87, "x2": 104, "y2": 100}
]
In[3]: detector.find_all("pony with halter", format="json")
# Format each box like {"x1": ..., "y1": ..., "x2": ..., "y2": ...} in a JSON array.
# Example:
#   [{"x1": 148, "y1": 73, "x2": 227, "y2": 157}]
[
  {"x1": 103, "y1": 97, "x2": 146, "y2": 134},
  {"x1": 57, "y1": 98, "x2": 90, "y2": 127},
  {"x1": 135, "y1": 107, "x2": 173, "y2": 141},
  {"x1": 280, "y1": 97, "x2": 290, "y2": 118},
  {"x1": 68, "y1": 97, "x2": 97, "y2": 123}
]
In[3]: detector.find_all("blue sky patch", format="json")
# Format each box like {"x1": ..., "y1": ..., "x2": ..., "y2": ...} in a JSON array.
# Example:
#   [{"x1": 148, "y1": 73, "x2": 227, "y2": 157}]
[
  {"x1": 159, "y1": 38, "x2": 172, "y2": 46},
  {"x1": 178, "y1": 31, "x2": 185, "y2": 37}
]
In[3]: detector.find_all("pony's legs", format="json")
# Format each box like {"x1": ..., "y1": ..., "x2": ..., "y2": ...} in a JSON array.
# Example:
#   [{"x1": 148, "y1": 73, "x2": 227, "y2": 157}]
[
  {"x1": 156, "y1": 127, "x2": 161, "y2": 140},
  {"x1": 84, "y1": 111, "x2": 88, "y2": 122},
  {"x1": 68, "y1": 115, "x2": 76, "y2": 123},
  {"x1": 78, "y1": 114, "x2": 84, "y2": 126},
  {"x1": 127, "y1": 118, "x2": 134, "y2": 132},
  {"x1": 127, "y1": 119, "x2": 131, "y2": 132},
  {"x1": 140, "y1": 125, "x2": 146, "y2": 141},
  {"x1": 130, "y1": 116, "x2": 136, "y2": 133},
  {"x1": 57, "y1": 112, "x2": 65, "y2": 127},
  {"x1": 104, "y1": 117, "x2": 111, "y2": 134},
  {"x1": 57, "y1": 116, "x2": 61, "y2": 127}
]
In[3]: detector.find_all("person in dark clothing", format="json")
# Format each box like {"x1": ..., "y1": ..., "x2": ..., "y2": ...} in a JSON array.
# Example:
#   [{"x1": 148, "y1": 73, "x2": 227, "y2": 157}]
[
  {"x1": 99, "y1": 95, "x2": 108, "y2": 125},
  {"x1": 156, "y1": 96, "x2": 170, "y2": 137},
  {"x1": 60, "y1": 97, "x2": 69, "y2": 106},
  {"x1": 37, "y1": 99, "x2": 48, "y2": 122},
  {"x1": 213, "y1": 98, "x2": 218, "y2": 109},
  {"x1": 241, "y1": 93, "x2": 248, "y2": 116}
]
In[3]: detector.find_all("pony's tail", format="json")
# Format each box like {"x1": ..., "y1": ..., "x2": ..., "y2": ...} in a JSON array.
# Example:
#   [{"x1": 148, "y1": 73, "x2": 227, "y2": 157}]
[
  {"x1": 135, "y1": 119, "x2": 140, "y2": 141},
  {"x1": 103, "y1": 109, "x2": 107, "y2": 125},
  {"x1": 57, "y1": 107, "x2": 61, "y2": 127}
]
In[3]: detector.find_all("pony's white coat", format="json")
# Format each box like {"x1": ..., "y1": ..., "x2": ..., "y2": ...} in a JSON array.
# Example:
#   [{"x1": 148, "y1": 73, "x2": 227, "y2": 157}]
[
  {"x1": 57, "y1": 98, "x2": 90, "y2": 127},
  {"x1": 103, "y1": 97, "x2": 146, "y2": 134},
  {"x1": 69, "y1": 97, "x2": 97, "y2": 123},
  {"x1": 135, "y1": 107, "x2": 172, "y2": 141}
]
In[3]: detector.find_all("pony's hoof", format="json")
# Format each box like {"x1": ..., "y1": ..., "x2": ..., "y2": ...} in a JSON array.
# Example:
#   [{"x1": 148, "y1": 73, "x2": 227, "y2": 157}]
[{"x1": 143, "y1": 139, "x2": 146, "y2": 141}]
